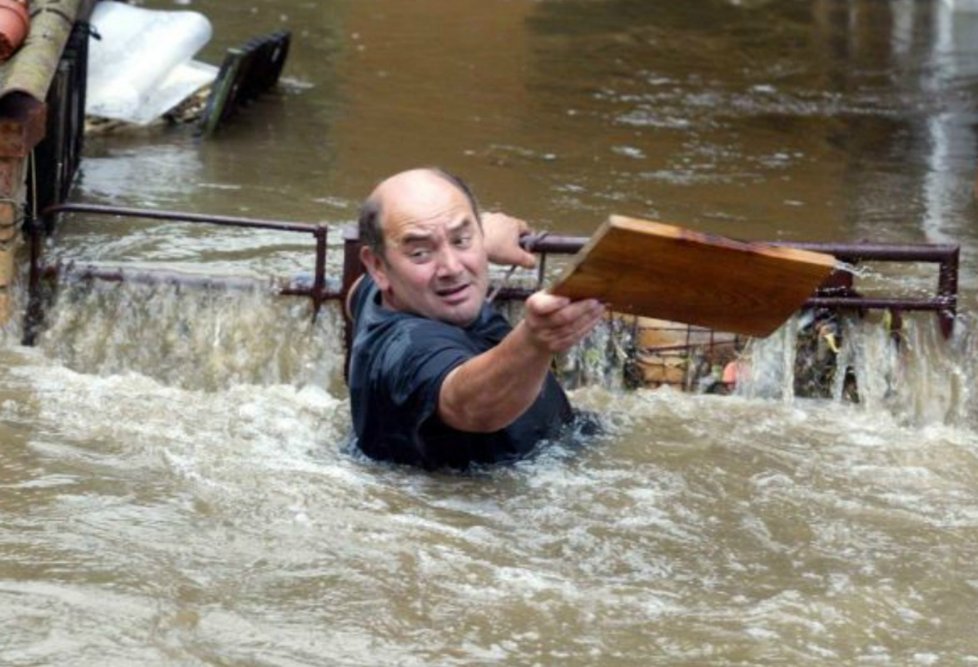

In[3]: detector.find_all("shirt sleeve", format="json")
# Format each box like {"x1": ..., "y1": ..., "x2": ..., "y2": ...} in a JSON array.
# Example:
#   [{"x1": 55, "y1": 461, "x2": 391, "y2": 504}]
[{"x1": 377, "y1": 321, "x2": 473, "y2": 440}]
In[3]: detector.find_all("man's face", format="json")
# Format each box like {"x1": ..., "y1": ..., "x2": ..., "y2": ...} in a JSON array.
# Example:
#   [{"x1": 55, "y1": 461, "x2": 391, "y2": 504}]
[{"x1": 364, "y1": 176, "x2": 489, "y2": 327}]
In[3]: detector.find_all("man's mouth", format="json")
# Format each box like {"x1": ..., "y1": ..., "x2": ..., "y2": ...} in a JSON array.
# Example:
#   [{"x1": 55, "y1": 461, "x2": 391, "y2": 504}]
[{"x1": 436, "y1": 283, "x2": 470, "y2": 302}]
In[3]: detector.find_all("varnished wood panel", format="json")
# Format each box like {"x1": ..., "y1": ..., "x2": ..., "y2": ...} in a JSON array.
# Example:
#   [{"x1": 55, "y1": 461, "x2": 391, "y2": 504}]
[{"x1": 550, "y1": 215, "x2": 837, "y2": 337}]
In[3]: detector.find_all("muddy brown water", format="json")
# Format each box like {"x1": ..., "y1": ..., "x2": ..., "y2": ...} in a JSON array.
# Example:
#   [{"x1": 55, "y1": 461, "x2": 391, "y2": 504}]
[{"x1": 3, "y1": 0, "x2": 978, "y2": 664}]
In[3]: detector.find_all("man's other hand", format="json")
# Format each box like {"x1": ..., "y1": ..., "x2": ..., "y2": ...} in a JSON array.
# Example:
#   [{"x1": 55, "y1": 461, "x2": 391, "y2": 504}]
[{"x1": 482, "y1": 212, "x2": 537, "y2": 268}]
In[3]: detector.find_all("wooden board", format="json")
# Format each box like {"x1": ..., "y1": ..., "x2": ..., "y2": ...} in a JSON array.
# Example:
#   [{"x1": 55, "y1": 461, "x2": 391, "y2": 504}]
[{"x1": 550, "y1": 215, "x2": 837, "y2": 337}]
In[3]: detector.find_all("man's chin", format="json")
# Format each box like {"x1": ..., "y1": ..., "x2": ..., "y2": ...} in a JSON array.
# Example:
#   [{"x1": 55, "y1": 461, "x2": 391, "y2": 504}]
[
  {"x1": 434, "y1": 302, "x2": 481, "y2": 327},
  {"x1": 439, "y1": 311, "x2": 479, "y2": 327},
  {"x1": 430, "y1": 288, "x2": 483, "y2": 325}
]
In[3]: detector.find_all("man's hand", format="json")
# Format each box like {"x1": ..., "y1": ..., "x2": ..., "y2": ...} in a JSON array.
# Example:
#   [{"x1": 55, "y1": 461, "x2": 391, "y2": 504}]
[
  {"x1": 481, "y1": 212, "x2": 537, "y2": 268},
  {"x1": 522, "y1": 291, "x2": 606, "y2": 354}
]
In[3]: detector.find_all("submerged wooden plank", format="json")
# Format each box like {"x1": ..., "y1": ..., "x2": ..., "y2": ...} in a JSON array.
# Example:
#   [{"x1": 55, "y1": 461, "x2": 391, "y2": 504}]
[
  {"x1": 198, "y1": 30, "x2": 290, "y2": 137},
  {"x1": 550, "y1": 215, "x2": 837, "y2": 337}
]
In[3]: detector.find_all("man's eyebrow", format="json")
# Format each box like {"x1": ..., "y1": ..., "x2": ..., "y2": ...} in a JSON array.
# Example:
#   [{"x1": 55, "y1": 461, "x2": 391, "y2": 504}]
[
  {"x1": 447, "y1": 216, "x2": 475, "y2": 233},
  {"x1": 398, "y1": 230, "x2": 434, "y2": 245}
]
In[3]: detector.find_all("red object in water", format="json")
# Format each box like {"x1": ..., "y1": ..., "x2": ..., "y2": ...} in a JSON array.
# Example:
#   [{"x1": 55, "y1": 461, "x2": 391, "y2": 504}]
[
  {"x1": 0, "y1": 0, "x2": 29, "y2": 62},
  {"x1": 722, "y1": 361, "x2": 742, "y2": 387}
]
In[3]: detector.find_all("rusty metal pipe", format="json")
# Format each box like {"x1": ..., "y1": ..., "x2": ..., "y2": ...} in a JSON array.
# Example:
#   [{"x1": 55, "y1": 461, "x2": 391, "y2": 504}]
[
  {"x1": 776, "y1": 242, "x2": 960, "y2": 263},
  {"x1": 804, "y1": 296, "x2": 953, "y2": 310},
  {"x1": 520, "y1": 233, "x2": 586, "y2": 254},
  {"x1": 520, "y1": 233, "x2": 961, "y2": 264},
  {"x1": 311, "y1": 226, "x2": 329, "y2": 318},
  {"x1": 43, "y1": 202, "x2": 320, "y2": 235},
  {"x1": 493, "y1": 289, "x2": 953, "y2": 312}
]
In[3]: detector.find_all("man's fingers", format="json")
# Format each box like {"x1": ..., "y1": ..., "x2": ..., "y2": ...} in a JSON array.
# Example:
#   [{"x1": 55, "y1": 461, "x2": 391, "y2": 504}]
[
  {"x1": 526, "y1": 291, "x2": 571, "y2": 316},
  {"x1": 483, "y1": 212, "x2": 540, "y2": 268},
  {"x1": 551, "y1": 300, "x2": 606, "y2": 346},
  {"x1": 514, "y1": 247, "x2": 538, "y2": 269},
  {"x1": 524, "y1": 292, "x2": 606, "y2": 353},
  {"x1": 528, "y1": 292, "x2": 603, "y2": 321}
]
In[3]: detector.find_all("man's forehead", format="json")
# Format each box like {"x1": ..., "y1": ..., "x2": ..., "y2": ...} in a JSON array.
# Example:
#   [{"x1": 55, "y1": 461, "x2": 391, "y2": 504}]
[
  {"x1": 377, "y1": 172, "x2": 476, "y2": 231},
  {"x1": 386, "y1": 209, "x2": 476, "y2": 247},
  {"x1": 397, "y1": 215, "x2": 474, "y2": 239}
]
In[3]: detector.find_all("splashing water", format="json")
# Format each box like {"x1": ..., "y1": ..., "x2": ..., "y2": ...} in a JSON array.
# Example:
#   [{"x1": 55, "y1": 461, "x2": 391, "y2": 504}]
[
  {"x1": 737, "y1": 311, "x2": 977, "y2": 427},
  {"x1": 833, "y1": 260, "x2": 873, "y2": 280},
  {"x1": 13, "y1": 274, "x2": 976, "y2": 432},
  {"x1": 25, "y1": 279, "x2": 347, "y2": 394},
  {"x1": 2, "y1": 277, "x2": 978, "y2": 666}
]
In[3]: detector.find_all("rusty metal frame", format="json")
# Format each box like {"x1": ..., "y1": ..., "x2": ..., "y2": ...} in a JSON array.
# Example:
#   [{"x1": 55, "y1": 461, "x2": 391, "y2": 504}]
[
  {"x1": 23, "y1": 202, "x2": 337, "y2": 344},
  {"x1": 497, "y1": 234, "x2": 960, "y2": 337},
  {"x1": 23, "y1": 203, "x2": 961, "y2": 347}
]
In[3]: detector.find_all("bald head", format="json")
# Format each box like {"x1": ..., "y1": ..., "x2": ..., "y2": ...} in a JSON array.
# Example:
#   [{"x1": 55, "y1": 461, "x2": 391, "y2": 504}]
[{"x1": 358, "y1": 168, "x2": 480, "y2": 258}]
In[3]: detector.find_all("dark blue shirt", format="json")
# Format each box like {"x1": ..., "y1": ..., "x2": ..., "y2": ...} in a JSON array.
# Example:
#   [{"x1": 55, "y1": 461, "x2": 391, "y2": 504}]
[{"x1": 348, "y1": 275, "x2": 573, "y2": 470}]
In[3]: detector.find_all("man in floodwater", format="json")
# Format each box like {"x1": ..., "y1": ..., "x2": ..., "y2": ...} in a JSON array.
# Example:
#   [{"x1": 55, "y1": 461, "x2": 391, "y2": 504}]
[{"x1": 346, "y1": 167, "x2": 606, "y2": 470}]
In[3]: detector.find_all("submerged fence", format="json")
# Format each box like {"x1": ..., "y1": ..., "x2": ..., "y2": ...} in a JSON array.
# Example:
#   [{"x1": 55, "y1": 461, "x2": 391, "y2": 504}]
[{"x1": 23, "y1": 203, "x2": 961, "y2": 392}]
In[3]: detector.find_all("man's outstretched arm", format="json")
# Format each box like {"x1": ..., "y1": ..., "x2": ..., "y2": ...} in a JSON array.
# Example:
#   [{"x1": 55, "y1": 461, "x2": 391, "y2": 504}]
[{"x1": 437, "y1": 292, "x2": 605, "y2": 433}]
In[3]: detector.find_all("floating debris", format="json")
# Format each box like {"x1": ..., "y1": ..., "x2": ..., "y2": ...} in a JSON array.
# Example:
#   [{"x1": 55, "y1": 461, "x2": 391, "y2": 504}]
[
  {"x1": 85, "y1": 2, "x2": 290, "y2": 136},
  {"x1": 86, "y1": 1, "x2": 217, "y2": 125}
]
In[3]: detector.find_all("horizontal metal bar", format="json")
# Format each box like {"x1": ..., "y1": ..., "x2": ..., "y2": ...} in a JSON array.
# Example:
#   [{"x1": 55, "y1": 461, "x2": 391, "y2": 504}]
[
  {"x1": 520, "y1": 233, "x2": 587, "y2": 254},
  {"x1": 774, "y1": 242, "x2": 960, "y2": 263},
  {"x1": 53, "y1": 264, "x2": 956, "y2": 312},
  {"x1": 520, "y1": 233, "x2": 960, "y2": 264},
  {"x1": 42, "y1": 202, "x2": 322, "y2": 235},
  {"x1": 804, "y1": 296, "x2": 955, "y2": 311},
  {"x1": 493, "y1": 286, "x2": 952, "y2": 313},
  {"x1": 45, "y1": 207, "x2": 958, "y2": 266}
]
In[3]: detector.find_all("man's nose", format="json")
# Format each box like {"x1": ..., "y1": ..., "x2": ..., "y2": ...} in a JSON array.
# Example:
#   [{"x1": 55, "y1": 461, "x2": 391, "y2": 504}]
[{"x1": 435, "y1": 246, "x2": 463, "y2": 277}]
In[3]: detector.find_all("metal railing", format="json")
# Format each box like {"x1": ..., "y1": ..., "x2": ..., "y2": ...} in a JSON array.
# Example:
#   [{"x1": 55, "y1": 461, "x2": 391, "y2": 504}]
[{"x1": 24, "y1": 203, "x2": 961, "y2": 347}]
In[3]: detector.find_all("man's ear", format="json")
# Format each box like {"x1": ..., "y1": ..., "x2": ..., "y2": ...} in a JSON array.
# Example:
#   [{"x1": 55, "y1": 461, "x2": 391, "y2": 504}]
[{"x1": 360, "y1": 245, "x2": 391, "y2": 292}]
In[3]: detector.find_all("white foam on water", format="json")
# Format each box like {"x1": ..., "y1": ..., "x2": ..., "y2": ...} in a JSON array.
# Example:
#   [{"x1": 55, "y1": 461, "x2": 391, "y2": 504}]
[
  {"x1": 32, "y1": 280, "x2": 346, "y2": 393},
  {"x1": 736, "y1": 311, "x2": 978, "y2": 427},
  {"x1": 2, "y1": 280, "x2": 978, "y2": 665}
]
